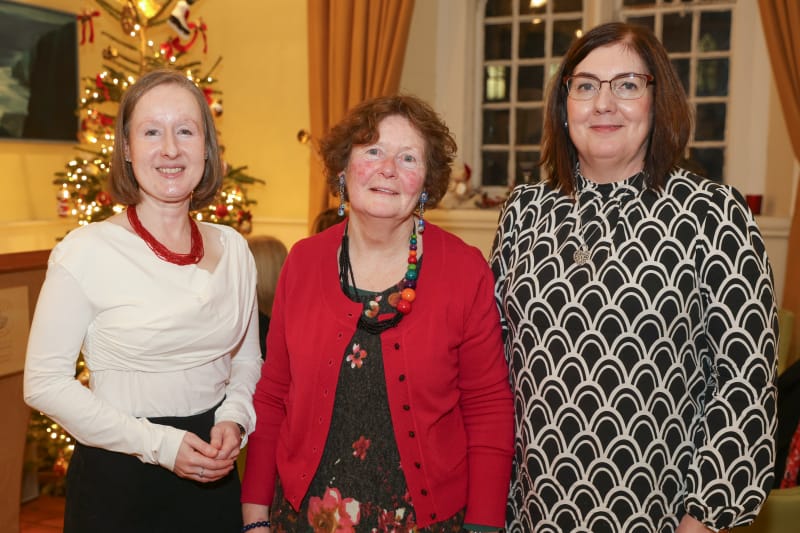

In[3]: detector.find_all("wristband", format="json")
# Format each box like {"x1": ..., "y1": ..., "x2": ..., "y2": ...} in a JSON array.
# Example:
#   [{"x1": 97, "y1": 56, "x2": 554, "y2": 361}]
[{"x1": 242, "y1": 520, "x2": 270, "y2": 532}]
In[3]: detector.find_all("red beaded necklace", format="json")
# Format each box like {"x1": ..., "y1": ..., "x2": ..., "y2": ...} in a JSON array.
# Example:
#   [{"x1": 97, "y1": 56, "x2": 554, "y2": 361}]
[{"x1": 126, "y1": 204, "x2": 204, "y2": 265}]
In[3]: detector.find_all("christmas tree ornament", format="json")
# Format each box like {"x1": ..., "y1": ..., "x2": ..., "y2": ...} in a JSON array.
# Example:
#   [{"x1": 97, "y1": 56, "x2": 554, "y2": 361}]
[
  {"x1": 120, "y1": 4, "x2": 137, "y2": 34},
  {"x1": 168, "y1": 0, "x2": 192, "y2": 39},
  {"x1": 102, "y1": 46, "x2": 119, "y2": 60},
  {"x1": 78, "y1": 8, "x2": 100, "y2": 44}
]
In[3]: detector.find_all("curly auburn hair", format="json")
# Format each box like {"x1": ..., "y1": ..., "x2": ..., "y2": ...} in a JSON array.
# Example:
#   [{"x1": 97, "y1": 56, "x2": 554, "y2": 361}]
[{"x1": 319, "y1": 94, "x2": 457, "y2": 209}]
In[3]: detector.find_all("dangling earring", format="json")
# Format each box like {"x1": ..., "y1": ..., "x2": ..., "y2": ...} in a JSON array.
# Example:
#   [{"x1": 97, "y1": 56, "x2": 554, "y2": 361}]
[
  {"x1": 337, "y1": 173, "x2": 346, "y2": 216},
  {"x1": 417, "y1": 191, "x2": 428, "y2": 234},
  {"x1": 564, "y1": 121, "x2": 568, "y2": 128}
]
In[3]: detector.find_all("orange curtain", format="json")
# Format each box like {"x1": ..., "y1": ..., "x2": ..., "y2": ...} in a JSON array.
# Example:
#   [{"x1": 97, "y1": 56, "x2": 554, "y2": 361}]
[
  {"x1": 758, "y1": 0, "x2": 800, "y2": 352},
  {"x1": 306, "y1": 0, "x2": 415, "y2": 232}
]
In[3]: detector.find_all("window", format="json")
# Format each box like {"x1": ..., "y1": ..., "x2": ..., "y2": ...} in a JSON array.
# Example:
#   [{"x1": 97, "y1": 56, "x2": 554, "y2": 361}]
[
  {"x1": 621, "y1": 0, "x2": 734, "y2": 182},
  {"x1": 479, "y1": 0, "x2": 584, "y2": 189},
  {"x1": 477, "y1": 0, "x2": 735, "y2": 188}
]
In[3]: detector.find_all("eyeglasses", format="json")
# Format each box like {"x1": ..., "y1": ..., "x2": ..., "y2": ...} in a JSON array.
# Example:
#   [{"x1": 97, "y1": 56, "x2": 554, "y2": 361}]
[{"x1": 564, "y1": 73, "x2": 654, "y2": 100}]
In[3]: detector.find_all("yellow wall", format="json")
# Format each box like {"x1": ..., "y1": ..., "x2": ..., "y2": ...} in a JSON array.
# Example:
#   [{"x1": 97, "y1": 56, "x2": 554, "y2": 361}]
[{"x1": 1, "y1": 0, "x2": 309, "y2": 253}]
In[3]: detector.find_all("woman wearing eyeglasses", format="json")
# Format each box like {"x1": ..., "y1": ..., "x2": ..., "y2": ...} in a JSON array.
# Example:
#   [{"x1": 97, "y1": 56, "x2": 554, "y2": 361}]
[{"x1": 491, "y1": 22, "x2": 777, "y2": 533}]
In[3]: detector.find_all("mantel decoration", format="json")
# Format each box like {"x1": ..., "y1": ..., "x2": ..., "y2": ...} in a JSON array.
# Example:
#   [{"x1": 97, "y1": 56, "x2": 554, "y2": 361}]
[{"x1": 30, "y1": 0, "x2": 264, "y2": 496}]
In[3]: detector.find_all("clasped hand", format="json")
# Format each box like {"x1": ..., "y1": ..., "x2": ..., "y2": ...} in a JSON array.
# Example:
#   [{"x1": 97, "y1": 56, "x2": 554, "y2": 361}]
[{"x1": 173, "y1": 420, "x2": 241, "y2": 482}]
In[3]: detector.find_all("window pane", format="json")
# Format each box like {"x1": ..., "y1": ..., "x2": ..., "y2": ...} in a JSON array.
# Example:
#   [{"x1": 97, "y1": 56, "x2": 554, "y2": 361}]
[
  {"x1": 516, "y1": 151, "x2": 541, "y2": 185},
  {"x1": 485, "y1": 24, "x2": 512, "y2": 60},
  {"x1": 516, "y1": 108, "x2": 543, "y2": 145},
  {"x1": 623, "y1": 0, "x2": 655, "y2": 6},
  {"x1": 696, "y1": 58, "x2": 729, "y2": 97},
  {"x1": 519, "y1": 20, "x2": 545, "y2": 58},
  {"x1": 482, "y1": 151, "x2": 509, "y2": 186},
  {"x1": 671, "y1": 58, "x2": 690, "y2": 95},
  {"x1": 699, "y1": 11, "x2": 731, "y2": 51},
  {"x1": 694, "y1": 103, "x2": 726, "y2": 141},
  {"x1": 626, "y1": 15, "x2": 654, "y2": 32},
  {"x1": 518, "y1": 65, "x2": 545, "y2": 101},
  {"x1": 662, "y1": 13, "x2": 691, "y2": 52},
  {"x1": 520, "y1": 0, "x2": 546, "y2": 15},
  {"x1": 485, "y1": 65, "x2": 510, "y2": 103},
  {"x1": 553, "y1": 19, "x2": 582, "y2": 56},
  {"x1": 552, "y1": 0, "x2": 583, "y2": 13},
  {"x1": 689, "y1": 147, "x2": 724, "y2": 182},
  {"x1": 485, "y1": 0, "x2": 511, "y2": 17},
  {"x1": 483, "y1": 109, "x2": 510, "y2": 144}
]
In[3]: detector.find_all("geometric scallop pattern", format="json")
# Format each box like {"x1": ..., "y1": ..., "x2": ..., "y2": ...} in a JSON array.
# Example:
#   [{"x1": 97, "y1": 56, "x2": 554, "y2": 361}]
[{"x1": 490, "y1": 169, "x2": 778, "y2": 532}]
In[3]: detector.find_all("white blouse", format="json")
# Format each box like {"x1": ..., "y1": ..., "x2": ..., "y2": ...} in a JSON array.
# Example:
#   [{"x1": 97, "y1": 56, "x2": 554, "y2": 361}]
[{"x1": 24, "y1": 220, "x2": 262, "y2": 471}]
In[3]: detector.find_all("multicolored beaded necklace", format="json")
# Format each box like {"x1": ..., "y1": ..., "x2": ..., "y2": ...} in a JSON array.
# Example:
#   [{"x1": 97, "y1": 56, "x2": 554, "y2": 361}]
[
  {"x1": 127, "y1": 204, "x2": 204, "y2": 265},
  {"x1": 338, "y1": 220, "x2": 420, "y2": 335}
]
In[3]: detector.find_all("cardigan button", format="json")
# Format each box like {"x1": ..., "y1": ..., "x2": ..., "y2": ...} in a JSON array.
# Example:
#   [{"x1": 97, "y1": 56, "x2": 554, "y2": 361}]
[
  {"x1": 399, "y1": 374, "x2": 406, "y2": 382},
  {"x1": 421, "y1": 489, "x2": 428, "y2": 496},
  {"x1": 408, "y1": 431, "x2": 415, "y2": 438},
  {"x1": 394, "y1": 342, "x2": 400, "y2": 349},
  {"x1": 403, "y1": 404, "x2": 410, "y2": 411},
  {"x1": 430, "y1": 513, "x2": 436, "y2": 520},
  {"x1": 414, "y1": 462, "x2": 421, "y2": 469}
]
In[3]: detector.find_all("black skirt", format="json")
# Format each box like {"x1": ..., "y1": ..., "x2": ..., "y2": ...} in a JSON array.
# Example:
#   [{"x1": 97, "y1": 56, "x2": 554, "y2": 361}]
[{"x1": 64, "y1": 402, "x2": 242, "y2": 533}]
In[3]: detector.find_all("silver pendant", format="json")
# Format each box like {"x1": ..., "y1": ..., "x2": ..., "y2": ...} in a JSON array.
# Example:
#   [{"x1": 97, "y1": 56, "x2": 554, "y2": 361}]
[{"x1": 573, "y1": 244, "x2": 591, "y2": 265}]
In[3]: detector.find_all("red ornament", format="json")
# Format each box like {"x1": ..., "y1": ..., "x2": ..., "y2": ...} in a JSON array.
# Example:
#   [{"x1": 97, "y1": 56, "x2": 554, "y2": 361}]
[
  {"x1": 215, "y1": 204, "x2": 229, "y2": 217},
  {"x1": 96, "y1": 191, "x2": 112, "y2": 206}
]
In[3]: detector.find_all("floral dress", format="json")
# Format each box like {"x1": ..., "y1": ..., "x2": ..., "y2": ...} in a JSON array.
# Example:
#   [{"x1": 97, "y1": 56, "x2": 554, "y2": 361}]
[{"x1": 270, "y1": 281, "x2": 466, "y2": 533}]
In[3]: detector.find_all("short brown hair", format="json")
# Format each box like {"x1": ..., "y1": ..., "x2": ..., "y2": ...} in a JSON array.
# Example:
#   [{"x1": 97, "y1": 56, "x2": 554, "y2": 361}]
[
  {"x1": 247, "y1": 235, "x2": 288, "y2": 317},
  {"x1": 540, "y1": 22, "x2": 692, "y2": 196},
  {"x1": 109, "y1": 69, "x2": 223, "y2": 210},
  {"x1": 319, "y1": 94, "x2": 456, "y2": 208}
]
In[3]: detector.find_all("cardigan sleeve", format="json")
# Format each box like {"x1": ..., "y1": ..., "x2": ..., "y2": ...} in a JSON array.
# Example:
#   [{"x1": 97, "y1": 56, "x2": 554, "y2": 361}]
[
  {"x1": 684, "y1": 184, "x2": 778, "y2": 529},
  {"x1": 458, "y1": 249, "x2": 515, "y2": 528},
  {"x1": 240, "y1": 247, "x2": 293, "y2": 505}
]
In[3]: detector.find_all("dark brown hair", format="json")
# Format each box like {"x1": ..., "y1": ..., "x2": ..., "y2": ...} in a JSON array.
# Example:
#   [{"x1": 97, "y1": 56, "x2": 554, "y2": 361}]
[
  {"x1": 540, "y1": 22, "x2": 692, "y2": 195},
  {"x1": 109, "y1": 69, "x2": 223, "y2": 210},
  {"x1": 319, "y1": 94, "x2": 457, "y2": 208}
]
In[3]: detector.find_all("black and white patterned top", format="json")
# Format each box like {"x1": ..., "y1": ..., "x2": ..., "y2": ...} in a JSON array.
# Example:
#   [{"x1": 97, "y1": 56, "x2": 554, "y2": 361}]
[{"x1": 490, "y1": 169, "x2": 778, "y2": 532}]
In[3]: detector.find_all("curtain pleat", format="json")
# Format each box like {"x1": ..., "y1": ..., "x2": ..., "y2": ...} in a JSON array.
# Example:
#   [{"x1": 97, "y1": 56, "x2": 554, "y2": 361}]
[
  {"x1": 759, "y1": 0, "x2": 800, "y2": 356},
  {"x1": 306, "y1": 0, "x2": 415, "y2": 232}
]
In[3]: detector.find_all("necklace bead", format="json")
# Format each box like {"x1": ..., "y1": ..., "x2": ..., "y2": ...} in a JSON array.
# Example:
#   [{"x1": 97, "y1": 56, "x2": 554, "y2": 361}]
[{"x1": 127, "y1": 205, "x2": 204, "y2": 265}]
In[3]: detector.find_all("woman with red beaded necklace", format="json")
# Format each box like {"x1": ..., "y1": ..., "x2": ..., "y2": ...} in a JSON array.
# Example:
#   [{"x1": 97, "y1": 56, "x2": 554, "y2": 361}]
[
  {"x1": 240, "y1": 95, "x2": 514, "y2": 533},
  {"x1": 24, "y1": 69, "x2": 262, "y2": 532}
]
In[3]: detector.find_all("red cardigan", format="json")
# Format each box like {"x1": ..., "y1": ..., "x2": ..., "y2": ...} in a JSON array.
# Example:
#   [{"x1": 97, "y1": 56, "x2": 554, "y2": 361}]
[{"x1": 241, "y1": 222, "x2": 514, "y2": 528}]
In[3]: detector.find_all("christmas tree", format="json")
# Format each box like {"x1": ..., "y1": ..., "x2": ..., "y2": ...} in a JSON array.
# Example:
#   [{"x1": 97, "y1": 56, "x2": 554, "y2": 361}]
[
  {"x1": 31, "y1": 0, "x2": 264, "y2": 495},
  {"x1": 54, "y1": 0, "x2": 263, "y2": 232}
]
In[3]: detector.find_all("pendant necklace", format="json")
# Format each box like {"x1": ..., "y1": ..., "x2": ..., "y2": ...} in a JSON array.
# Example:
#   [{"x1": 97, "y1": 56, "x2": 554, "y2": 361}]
[
  {"x1": 127, "y1": 205, "x2": 204, "y2": 265},
  {"x1": 339, "y1": 220, "x2": 420, "y2": 335},
  {"x1": 570, "y1": 167, "x2": 645, "y2": 266}
]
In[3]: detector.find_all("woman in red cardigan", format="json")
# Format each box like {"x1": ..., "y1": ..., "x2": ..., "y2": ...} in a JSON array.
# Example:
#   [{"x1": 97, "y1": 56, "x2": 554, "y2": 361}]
[{"x1": 241, "y1": 94, "x2": 514, "y2": 532}]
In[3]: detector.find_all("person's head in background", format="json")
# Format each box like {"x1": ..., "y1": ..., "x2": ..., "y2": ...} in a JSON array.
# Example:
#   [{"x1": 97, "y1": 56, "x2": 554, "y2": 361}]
[
  {"x1": 247, "y1": 235, "x2": 288, "y2": 318},
  {"x1": 312, "y1": 207, "x2": 344, "y2": 235}
]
